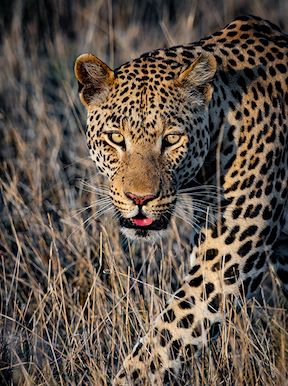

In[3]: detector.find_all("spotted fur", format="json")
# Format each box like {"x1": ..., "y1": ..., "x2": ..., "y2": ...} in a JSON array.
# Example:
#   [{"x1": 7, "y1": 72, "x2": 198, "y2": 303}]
[{"x1": 75, "y1": 15, "x2": 288, "y2": 385}]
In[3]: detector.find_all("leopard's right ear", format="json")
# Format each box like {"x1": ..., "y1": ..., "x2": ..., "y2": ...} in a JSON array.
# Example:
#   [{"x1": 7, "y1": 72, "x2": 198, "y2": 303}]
[{"x1": 74, "y1": 54, "x2": 115, "y2": 109}]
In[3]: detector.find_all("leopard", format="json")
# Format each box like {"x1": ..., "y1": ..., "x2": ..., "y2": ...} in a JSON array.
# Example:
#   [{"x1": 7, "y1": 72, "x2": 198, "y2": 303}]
[{"x1": 74, "y1": 15, "x2": 288, "y2": 385}]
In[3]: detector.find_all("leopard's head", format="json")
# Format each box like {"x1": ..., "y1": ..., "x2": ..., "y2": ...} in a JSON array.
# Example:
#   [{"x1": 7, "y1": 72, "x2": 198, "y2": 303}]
[{"x1": 75, "y1": 50, "x2": 216, "y2": 240}]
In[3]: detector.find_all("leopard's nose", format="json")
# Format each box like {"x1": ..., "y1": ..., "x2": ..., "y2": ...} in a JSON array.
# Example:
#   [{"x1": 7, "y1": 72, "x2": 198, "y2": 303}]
[{"x1": 125, "y1": 192, "x2": 158, "y2": 206}]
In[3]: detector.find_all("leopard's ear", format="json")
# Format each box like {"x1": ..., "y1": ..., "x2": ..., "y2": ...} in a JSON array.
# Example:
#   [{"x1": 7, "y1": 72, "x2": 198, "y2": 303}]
[
  {"x1": 176, "y1": 52, "x2": 216, "y2": 101},
  {"x1": 74, "y1": 53, "x2": 115, "y2": 109}
]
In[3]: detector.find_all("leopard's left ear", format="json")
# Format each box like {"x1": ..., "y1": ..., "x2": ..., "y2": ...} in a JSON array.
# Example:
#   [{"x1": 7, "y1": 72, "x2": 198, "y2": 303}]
[
  {"x1": 176, "y1": 52, "x2": 217, "y2": 101},
  {"x1": 74, "y1": 53, "x2": 115, "y2": 109}
]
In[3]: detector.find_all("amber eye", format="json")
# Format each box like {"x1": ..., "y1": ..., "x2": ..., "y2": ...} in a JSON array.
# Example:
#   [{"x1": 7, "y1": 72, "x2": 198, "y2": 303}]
[
  {"x1": 107, "y1": 132, "x2": 126, "y2": 148},
  {"x1": 162, "y1": 134, "x2": 182, "y2": 149}
]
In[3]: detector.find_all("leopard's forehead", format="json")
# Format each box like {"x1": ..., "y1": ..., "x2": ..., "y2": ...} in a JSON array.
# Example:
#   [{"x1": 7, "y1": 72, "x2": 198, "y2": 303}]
[
  {"x1": 89, "y1": 50, "x2": 202, "y2": 140},
  {"x1": 111, "y1": 49, "x2": 198, "y2": 103},
  {"x1": 115, "y1": 48, "x2": 198, "y2": 81}
]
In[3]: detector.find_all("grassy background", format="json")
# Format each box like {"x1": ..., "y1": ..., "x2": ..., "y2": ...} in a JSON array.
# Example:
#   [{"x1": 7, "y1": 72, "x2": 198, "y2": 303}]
[{"x1": 0, "y1": 0, "x2": 287, "y2": 384}]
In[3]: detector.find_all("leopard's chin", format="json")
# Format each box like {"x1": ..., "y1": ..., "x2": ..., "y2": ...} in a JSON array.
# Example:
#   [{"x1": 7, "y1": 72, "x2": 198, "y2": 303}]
[{"x1": 120, "y1": 226, "x2": 166, "y2": 242}]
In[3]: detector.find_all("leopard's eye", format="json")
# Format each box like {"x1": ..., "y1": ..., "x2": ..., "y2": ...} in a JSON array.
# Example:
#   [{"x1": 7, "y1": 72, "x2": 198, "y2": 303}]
[
  {"x1": 107, "y1": 132, "x2": 125, "y2": 148},
  {"x1": 162, "y1": 134, "x2": 182, "y2": 149}
]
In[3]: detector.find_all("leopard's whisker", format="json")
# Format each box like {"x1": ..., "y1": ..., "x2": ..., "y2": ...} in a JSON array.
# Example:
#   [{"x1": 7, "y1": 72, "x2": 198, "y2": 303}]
[
  {"x1": 78, "y1": 180, "x2": 110, "y2": 194},
  {"x1": 175, "y1": 198, "x2": 218, "y2": 229},
  {"x1": 178, "y1": 184, "x2": 223, "y2": 193},
  {"x1": 69, "y1": 197, "x2": 112, "y2": 218},
  {"x1": 172, "y1": 208, "x2": 202, "y2": 232},
  {"x1": 94, "y1": 204, "x2": 115, "y2": 220}
]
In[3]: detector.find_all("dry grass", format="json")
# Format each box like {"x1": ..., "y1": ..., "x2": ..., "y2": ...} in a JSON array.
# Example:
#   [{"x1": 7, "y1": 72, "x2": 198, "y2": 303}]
[{"x1": 0, "y1": 1, "x2": 287, "y2": 385}]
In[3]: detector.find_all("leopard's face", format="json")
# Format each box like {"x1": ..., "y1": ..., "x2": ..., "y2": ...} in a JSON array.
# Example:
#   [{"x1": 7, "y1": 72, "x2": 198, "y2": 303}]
[{"x1": 75, "y1": 52, "x2": 216, "y2": 240}]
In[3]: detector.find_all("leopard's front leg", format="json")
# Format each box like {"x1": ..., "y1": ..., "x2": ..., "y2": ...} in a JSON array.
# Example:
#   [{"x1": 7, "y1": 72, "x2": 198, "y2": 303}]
[{"x1": 113, "y1": 224, "x2": 272, "y2": 385}]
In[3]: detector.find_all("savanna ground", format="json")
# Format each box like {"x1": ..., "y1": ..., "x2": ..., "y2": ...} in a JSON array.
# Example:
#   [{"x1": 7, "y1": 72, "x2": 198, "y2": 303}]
[{"x1": 0, "y1": 0, "x2": 287, "y2": 385}]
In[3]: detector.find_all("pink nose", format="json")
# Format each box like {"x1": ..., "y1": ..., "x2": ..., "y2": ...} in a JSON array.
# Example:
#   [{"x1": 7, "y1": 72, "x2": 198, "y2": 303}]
[{"x1": 125, "y1": 192, "x2": 157, "y2": 206}]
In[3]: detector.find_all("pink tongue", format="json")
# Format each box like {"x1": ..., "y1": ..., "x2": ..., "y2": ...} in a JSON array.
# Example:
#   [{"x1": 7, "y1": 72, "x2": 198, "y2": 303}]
[{"x1": 132, "y1": 217, "x2": 154, "y2": 227}]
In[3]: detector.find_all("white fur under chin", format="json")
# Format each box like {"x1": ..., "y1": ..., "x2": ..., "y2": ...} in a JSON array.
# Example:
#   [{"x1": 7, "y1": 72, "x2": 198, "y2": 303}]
[{"x1": 121, "y1": 227, "x2": 167, "y2": 242}]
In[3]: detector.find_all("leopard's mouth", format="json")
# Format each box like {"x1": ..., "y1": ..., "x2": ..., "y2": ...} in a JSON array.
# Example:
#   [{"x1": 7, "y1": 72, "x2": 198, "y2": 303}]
[{"x1": 119, "y1": 211, "x2": 171, "y2": 232}]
